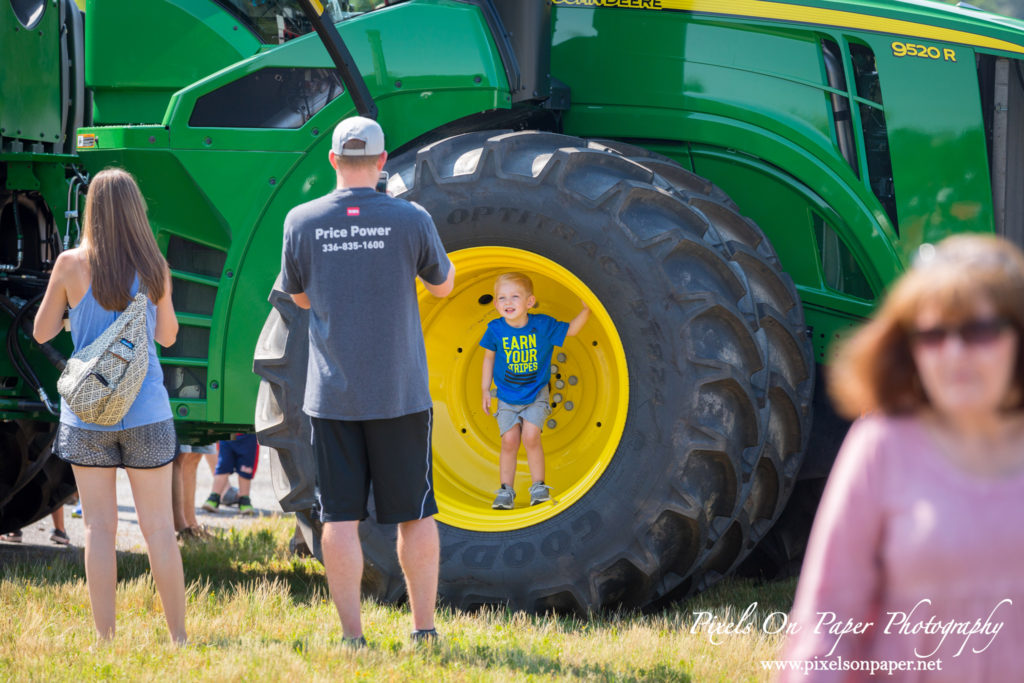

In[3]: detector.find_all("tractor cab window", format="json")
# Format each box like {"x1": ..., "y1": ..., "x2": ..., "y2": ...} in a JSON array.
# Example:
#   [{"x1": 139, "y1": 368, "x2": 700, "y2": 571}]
[
  {"x1": 189, "y1": 67, "x2": 344, "y2": 128},
  {"x1": 849, "y1": 43, "x2": 897, "y2": 233},
  {"x1": 213, "y1": 1, "x2": 408, "y2": 44},
  {"x1": 821, "y1": 39, "x2": 898, "y2": 234}
]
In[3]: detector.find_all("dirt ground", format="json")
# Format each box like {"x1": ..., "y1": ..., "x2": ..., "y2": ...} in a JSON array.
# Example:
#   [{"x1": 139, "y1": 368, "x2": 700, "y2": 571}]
[{"x1": 1, "y1": 448, "x2": 283, "y2": 552}]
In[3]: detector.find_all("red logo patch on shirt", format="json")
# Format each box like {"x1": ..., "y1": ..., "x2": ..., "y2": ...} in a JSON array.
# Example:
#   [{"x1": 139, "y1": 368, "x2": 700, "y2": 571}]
[{"x1": 347, "y1": 207, "x2": 360, "y2": 216}]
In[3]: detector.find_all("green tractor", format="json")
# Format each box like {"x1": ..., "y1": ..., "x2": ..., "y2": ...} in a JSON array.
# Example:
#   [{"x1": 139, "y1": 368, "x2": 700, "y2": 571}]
[{"x1": 3, "y1": 0, "x2": 1023, "y2": 612}]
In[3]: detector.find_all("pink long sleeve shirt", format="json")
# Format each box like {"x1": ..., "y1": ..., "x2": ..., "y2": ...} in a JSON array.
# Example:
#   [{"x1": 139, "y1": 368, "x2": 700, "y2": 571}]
[{"x1": 779, "y1": 414, "x2": 1024, "y2": 682}]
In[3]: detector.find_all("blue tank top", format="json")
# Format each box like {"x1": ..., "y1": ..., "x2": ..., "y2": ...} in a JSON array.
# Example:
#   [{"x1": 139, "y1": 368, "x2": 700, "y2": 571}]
[{"x1": 60, "y1": 277, "x2": 173, "y2": 430}]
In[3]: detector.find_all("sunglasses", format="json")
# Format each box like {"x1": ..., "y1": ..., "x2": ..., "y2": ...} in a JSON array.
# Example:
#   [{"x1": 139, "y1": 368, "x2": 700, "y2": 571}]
[{"x1": 909, "y1": 318, "x2": 1012, "y2": 347}]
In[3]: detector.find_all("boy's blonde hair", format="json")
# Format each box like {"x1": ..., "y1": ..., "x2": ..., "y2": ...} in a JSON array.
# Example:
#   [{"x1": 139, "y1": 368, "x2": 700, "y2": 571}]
[{"x1": 494, "y1": 272, "x2": 534, "y2": 296}]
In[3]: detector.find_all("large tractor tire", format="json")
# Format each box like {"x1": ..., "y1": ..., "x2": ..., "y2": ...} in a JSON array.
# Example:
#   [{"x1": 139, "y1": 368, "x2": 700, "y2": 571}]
[
  {"x1": 254, "y1": 130, "x2": 813, "y2": 612},
  {"x1": 253, "y1": 278, "x2": 322, "y2": 560},
  {"x1": 0, "y1": 420, "x2": 75, "y2": 535}
]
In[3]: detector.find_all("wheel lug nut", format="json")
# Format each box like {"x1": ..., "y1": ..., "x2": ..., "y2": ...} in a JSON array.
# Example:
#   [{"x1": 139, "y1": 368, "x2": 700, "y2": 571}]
[
  {"x1": 564, "y1": 401, "x2": 574, "y2": 411},
  {"x1": 552, "y1": 393, "x2": 563, "y2": 403},
  {"x1": 546, "y1": 419, "x2": 557, "y2": 429},
  {"x1": 568, "y1": 375, "x2": 578, "y2": 385},
  {"x1": 551, "y1": 364, "x2": 558, "y2": 374},
  {"x1": 555, "y1": 380, "x2": 565, "y2": 389}
]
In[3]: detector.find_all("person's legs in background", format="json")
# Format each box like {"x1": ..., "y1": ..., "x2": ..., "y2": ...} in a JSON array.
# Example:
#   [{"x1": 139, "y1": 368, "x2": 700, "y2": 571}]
[
  {"x1": 202, "y1": 441, "x2": 230, "y2": 512},
  {"x1": 233, "y1": 435, "x2": 259, "y2": 515},
  {"x1": 171, "y1": 450, "x2": 189, "y2": 533},
  {"x1": 50, "y1": 506, "x2": 69, "y2": 545}
]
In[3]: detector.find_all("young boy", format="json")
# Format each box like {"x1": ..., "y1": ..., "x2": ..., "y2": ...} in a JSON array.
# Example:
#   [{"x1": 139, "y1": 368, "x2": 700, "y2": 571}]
[
  {"x1": 480, "y1": 273, "x2": 590, "y2": 509},
  {"x1": 202, "y1": 433, "x2": 259, "y2": 515}
]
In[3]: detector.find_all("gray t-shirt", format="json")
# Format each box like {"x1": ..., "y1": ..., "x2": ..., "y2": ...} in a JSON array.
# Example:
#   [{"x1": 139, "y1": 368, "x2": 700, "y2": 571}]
[{"x1": 280, "y1": 187, "x2": 451, "y2": 420}]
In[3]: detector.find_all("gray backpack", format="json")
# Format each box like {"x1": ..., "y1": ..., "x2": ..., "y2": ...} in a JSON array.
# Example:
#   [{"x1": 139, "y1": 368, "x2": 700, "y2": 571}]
[{"x1": 57, "y1": 286, "x2": 150, "y2": 425}]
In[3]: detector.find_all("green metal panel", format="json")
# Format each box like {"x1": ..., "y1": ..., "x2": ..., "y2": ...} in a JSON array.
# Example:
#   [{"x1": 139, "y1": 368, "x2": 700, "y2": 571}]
[
  {"x1": 859, "y1": 33, "x2": 993, "y2": 258},
  {"x1": 8, "y1": 0, "x2": 1024, "y2": 428},
  {"x1": 1, "y1": 1, "x2": 64, "y2": 148},
  {"x1": 77, "y1": 0, "x2": 510, "y2": 429},
  {"x1": 552, "y1": 3, "x2": 1010, "y2": 361},
  {"x1": 85, "y1": 0, "x2": 262, "y2": 124}
]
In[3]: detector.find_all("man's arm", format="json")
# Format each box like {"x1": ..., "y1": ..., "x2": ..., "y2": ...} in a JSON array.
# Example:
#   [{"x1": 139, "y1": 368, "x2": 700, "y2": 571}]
[
  {"x1": 290, "y1": 292, "x2": 311, "y2": 309},
  {"x1": 420, "y1": 263, "x2": 455, "y2": 298},
  {"x1": 566, "y1": 300, "x2": 591, "y2": 337}
]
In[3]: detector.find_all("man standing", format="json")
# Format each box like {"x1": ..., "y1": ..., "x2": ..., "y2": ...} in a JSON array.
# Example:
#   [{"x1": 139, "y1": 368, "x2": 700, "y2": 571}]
[{"x1": 280, "y1": 116, "x2": 454, "y2": 646}]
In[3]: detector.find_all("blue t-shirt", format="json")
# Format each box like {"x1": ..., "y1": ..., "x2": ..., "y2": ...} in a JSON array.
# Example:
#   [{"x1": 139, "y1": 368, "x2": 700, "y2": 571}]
[
  {"x1": 61, "y1": 277, "x2": 172, "y2": 430},
  {"x1": 479, "y1": 314, "x2": 569, "y2": 404}
]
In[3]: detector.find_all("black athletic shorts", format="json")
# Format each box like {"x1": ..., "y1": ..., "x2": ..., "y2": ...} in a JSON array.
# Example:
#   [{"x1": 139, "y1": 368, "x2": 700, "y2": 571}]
[{"x1": 311, "y1": 409, "x2": 438, "y2": 524}]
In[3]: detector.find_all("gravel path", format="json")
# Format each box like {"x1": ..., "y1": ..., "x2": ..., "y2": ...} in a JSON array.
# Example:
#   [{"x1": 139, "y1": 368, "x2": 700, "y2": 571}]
[{"x1": 2, "y1": 451, "x2": 283, "y2": 552}]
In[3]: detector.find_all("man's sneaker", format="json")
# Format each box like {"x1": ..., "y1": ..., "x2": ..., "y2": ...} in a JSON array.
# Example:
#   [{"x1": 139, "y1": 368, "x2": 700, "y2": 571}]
[
  {"x1": 491, "y1": 485, "x2": 515, "y2": 510},
  {"x1": 201, "y1": 493, "x2": 220, "y2": 513},
  {"x1": 341, "y1": 635, "x2": 367, "y2": 650},
  {"x1": 237, "y1": 496, "x2": 255, "y2": 516},
  {"x1": 529, "y1": 482, "x2": 552, "y2": 506},
  {"x1": 410, "y1": 628, "x2": 439, "y2": 644},
  {"x1": 50, "y1": 529, "x2": 70, "y2": 545}
]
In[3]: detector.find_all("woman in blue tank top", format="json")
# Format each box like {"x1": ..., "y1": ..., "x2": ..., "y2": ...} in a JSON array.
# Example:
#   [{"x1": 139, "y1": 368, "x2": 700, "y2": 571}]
[{"x1": 33, "y1": 168, "x2": 186, "y2": 645}]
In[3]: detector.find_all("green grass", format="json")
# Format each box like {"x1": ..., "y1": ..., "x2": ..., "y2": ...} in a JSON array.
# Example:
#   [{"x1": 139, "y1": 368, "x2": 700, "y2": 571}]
[{"x1": 0, "y1": 516, "x2": 796, "y2": 681}]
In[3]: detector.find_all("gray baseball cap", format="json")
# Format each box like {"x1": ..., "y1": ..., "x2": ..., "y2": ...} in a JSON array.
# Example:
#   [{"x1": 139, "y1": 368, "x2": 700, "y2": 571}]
[{"x1": 331, "y1": 116, "x2": 385, "y2": 156}]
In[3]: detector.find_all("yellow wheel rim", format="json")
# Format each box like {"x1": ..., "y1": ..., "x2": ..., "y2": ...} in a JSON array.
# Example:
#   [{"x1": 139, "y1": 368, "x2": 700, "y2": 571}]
[{"x1": 418, "y1": 247, "x2": 628, "y2": 531}]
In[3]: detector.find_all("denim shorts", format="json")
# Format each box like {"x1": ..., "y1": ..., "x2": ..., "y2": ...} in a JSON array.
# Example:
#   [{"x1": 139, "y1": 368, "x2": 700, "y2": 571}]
[
  {"x1": 496, "y1": 386, "x2": 551, "y2": 435},
  {"x1": 56, "y1": 418, "x2": 177, "y2": 469}
]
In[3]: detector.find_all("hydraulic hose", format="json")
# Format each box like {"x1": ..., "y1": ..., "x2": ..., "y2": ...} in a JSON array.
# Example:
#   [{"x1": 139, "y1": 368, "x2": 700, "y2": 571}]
[
  {"x1": 0, "y1": 292, "x2": 62, "y2": 415},
  {"x1": 0, "y1": 193, "x2": 25, "y2": 273}
]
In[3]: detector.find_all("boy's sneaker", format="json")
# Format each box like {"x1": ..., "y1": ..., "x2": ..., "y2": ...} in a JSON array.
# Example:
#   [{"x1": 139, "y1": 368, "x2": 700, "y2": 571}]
[
  {"x1": 491, "y1": 485, "x2": 515, "y2": 510},
  {"x1": 237, "y1": 496, "x2": 255, "y2": 516},
  {"x1": 529, "y1": 482, "x2": 552, "y2": 506},
  {"x1": 410, "y1": 628, "x2": 439, "y2": 644},
  {"x1": 201, "y1": 493, "x2": 220, "y2": 513},
  {"x1": 50, "y1": 529, "x2": 70, "y2": 545}
]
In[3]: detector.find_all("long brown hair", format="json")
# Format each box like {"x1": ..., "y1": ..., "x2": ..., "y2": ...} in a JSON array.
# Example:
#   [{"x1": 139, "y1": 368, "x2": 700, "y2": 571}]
[
  {"x1": 829, "y1": 234, "x2": 1024, "y2": 418},
  {"x1": 82, "y1": 168, "x2": 167, "y2": 310}
]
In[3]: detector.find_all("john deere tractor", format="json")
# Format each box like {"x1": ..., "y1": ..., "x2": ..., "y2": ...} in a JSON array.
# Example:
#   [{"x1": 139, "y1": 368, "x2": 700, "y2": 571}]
[{"x1": 3, "y1": 0, "x2": 1024, "y2": 612}]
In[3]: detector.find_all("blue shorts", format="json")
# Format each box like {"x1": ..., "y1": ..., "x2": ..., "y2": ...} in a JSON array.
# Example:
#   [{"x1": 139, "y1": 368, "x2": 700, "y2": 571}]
[{"x1": 215, "y1": 433, "x2": 259, "y2": 479}]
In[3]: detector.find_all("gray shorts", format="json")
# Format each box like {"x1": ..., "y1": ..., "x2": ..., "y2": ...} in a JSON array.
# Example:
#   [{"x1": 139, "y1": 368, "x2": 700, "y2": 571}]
[
  {"x1": 56, "y1": 419, "x2": 178, "y2": 469},
  {"x1": 497, "y1": 386, "x2": 551, "y2": 436}
]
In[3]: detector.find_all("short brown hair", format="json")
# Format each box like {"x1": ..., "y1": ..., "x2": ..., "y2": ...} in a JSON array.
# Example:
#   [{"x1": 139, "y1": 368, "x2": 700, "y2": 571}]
[
  {"x1": 82, "y1": 168, "x2": 168, "y2": 311},
  {"x1": 494, "y1": 272, "x2": 534, "y2": 296},
  {"x1": 829, "y1": 233, "x2": 1024, "y2": 418}
]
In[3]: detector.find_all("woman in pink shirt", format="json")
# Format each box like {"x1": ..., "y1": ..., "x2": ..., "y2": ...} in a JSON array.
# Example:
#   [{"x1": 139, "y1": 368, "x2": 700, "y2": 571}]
[{"x1": 780, "y1": 234, "x2": 1024, "y2": 681}]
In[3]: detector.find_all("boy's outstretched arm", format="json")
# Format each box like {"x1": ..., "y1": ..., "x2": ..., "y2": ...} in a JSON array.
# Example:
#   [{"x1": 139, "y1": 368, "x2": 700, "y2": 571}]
[
  {"x1": 481, "y1": 349, "x2": 496, "y2": 415},
  {"x1": 567, "y1": 300, "x2": 591, "y2": 337}
]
